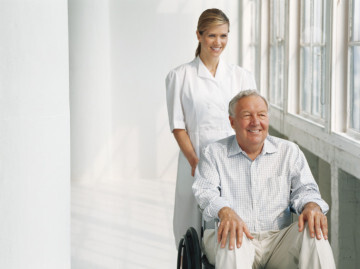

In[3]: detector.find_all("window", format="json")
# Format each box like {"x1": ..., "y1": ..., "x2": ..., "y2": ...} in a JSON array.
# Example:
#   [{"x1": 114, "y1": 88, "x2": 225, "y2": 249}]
[
  {"x1": 348, "y1": 0, "x2": 360, "y2": 133},
  {"x1": 300, "y1": 0, "x2": 327, "y2": 120},
  {"x1": 248, "y1": 0, "x2": 260, "y2": 87},
  {"x1": 269, "y1": 0, "x2": 285, "y2": 108}
]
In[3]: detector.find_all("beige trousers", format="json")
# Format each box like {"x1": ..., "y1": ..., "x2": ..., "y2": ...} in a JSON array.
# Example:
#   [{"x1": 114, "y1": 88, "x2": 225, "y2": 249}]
[{"x1": 203, "y1": 222, "x2": 336, "y2": 269}]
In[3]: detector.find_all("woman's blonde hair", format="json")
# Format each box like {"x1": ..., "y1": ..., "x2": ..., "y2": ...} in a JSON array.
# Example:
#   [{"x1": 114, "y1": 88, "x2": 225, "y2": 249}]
[{"x1": 195, "y1": 9, "x2": 230, "y2": 57}]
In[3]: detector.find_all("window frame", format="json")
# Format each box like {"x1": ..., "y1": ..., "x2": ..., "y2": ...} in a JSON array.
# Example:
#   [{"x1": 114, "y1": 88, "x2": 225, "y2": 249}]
[
  {"x1": 347, "y1": 0, "x2": 360, "y2": 135},
  {"x1": 269, "y1": 0, "x2": 286, "y2": 109},
  {"x1": 298, "y1": 0, "x2": 330, "y2": 124},
  {"x1": 247, "y1": 0, "x2": 261, "y2": 88}
]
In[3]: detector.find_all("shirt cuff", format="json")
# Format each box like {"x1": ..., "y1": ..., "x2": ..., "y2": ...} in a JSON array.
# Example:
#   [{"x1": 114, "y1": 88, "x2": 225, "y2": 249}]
[
  {"x1": 170, "y1": 120, "x2": 185, "y2": 131},
  {"x1": 298, "y1": 198, "x2": 329, "y2": 215},
  {"x1": 204, "y1": 197, "x2": 231, "y2": 222}
]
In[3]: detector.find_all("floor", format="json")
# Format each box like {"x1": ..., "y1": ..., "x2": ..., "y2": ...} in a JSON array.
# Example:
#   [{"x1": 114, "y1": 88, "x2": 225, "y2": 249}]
[{"x1": 71, "y1": 178, "x2": 177, "y2": 269}]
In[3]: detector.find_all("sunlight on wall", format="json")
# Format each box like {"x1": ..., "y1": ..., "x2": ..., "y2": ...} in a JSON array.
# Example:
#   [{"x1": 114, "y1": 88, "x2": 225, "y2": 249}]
[{"x1": 70, "y1": 0, "x2": 240, "y2": 182}]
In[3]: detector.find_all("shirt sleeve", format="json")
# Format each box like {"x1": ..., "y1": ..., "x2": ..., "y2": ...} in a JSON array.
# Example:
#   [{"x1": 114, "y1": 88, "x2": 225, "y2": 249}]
[
  {"x1": 192, "y1": 147, "x2": 231, "y2": 221},
  {"x1": 165, "y1": 69, "x2": 186, "y2": 132},
  {"x1": 290, "y1": 146, "x2": 329, "y2": 215}
]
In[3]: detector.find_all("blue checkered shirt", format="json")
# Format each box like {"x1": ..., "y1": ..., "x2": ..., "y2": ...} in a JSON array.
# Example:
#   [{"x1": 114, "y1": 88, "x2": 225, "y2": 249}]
[{"x1": 192, "y1": 135, "x2": 329, "y2": 232}]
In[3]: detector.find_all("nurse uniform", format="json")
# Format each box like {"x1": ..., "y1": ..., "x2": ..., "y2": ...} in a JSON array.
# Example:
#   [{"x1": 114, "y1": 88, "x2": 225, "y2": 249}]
[{"x1": 165, "y1": 56, "x2": 256, "y2": 248}]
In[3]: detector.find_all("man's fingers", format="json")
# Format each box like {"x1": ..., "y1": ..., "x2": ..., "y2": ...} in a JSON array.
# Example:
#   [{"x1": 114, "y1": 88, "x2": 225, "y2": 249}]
[
  {"x1": 307, "y1": 214, "x2": 315, "y2": 238},
  {"x1": 217, "y1": 223, "x2": 224, "y2": 244},
  {"x1": 243, "y1": 225, "x2": 254, "y2": 240},
  {"x1": 220, "y1": 222, "x2": 229, "y2": 248},
  {"x1": 229, "y1": 227, "x2": 236, "y2": 250},
  {"x1": 236, "y1": 226, "x2": 242, "y2": 248},
  {"x1": 315, "y1": 215, "x2": 322, "y2": 239},
  {"x1": 298, "y1": 213, "x2": 304, "y2": 232},
  {"x1": 321, "y1": 216, "x2": 328, "y2": 240}
]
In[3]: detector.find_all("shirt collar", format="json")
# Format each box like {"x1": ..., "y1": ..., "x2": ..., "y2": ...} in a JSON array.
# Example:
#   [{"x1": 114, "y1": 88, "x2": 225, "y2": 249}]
[
  {"x1": 228, "y1": 135, "x2": 277, "y2": 158},
  {"x1": 261, "y1": 137, "x2": 277, "y2": 155},
  {"x1": 228, "y1": 135, "x2": 243, "y2": 157},
  {"x1": 196, "y1": 56, "x2": 226, "y2": 81}
]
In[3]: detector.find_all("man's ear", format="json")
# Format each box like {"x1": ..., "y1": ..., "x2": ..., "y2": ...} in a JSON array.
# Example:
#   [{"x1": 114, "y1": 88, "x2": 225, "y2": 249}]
[{"x1": 229, "y1": 116, "x2": 235, "y2": 129}]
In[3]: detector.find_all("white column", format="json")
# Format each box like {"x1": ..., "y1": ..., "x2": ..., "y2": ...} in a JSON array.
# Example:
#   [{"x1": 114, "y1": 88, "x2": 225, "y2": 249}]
[
  {"x1": 69, "y1": 0, "x2": 113, "y2": 182},
  {"x1": 0, "y1": 1, "x2": 70, "y2": 268}
]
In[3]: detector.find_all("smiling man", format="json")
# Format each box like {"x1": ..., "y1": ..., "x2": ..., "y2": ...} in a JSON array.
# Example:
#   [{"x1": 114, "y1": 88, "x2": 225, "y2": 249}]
[{"x1": 192, "y1": 90, "x2": 335, "y2": 268}]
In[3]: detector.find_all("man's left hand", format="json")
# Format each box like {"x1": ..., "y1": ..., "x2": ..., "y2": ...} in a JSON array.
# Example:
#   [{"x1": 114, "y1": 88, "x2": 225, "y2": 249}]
[{"x1": 298, "y1": 202, "x2": 328, "y2": 240}]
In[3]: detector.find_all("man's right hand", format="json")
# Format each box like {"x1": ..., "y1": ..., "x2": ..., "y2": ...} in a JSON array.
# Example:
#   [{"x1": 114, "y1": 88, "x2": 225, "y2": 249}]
[{"x1": 217, "y1": 207, "x2": 254, "y2": 250}]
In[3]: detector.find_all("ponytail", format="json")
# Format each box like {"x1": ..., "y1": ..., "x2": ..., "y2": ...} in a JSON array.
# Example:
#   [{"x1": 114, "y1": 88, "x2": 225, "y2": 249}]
[{"x1": 195, "y1": 42, "x2": 201, "y2": 57}]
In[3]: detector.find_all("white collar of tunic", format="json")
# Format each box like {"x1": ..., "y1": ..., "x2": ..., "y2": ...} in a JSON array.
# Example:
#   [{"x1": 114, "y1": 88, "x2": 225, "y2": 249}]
[{"x1": 195, "y1": 56, "x2": 228, "y2": 81}]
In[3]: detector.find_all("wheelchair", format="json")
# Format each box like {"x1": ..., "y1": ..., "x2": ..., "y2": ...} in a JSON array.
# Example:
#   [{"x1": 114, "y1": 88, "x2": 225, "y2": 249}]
[{"x1": 177, "y1": 219, "x2": 217, "y2": 269}]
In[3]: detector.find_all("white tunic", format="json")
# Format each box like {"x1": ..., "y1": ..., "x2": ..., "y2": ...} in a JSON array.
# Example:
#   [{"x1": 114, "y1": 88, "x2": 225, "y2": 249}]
[{"x1": 165, "y1": 56, "x2": 256, "y2": 248}]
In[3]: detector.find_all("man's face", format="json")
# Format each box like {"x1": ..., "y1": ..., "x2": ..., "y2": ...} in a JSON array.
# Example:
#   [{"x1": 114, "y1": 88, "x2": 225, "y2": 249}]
[{"x1": 229, "y1": 95, "x2": 269, "y2": 151}]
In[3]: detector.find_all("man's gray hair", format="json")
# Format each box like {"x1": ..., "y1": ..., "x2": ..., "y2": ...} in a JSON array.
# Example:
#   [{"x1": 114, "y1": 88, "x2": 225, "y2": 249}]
[{"x1": 228, "y1": 90, "x2": 269, "y2": 117}]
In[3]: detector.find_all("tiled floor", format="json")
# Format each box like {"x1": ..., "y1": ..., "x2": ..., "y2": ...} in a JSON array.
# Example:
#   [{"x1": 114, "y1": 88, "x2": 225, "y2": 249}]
[{"x1": 71, "y1": 178, "x2": 177, "y2": 269}]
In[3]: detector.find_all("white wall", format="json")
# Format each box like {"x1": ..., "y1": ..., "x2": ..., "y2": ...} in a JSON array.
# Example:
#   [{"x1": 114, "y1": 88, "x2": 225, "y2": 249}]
[
  {"x1": 70, "y1": 0, "x2": 241, "y2": 182},
  {"x1": 0, "y1": 1, "x2": 70, "y2": 268}
]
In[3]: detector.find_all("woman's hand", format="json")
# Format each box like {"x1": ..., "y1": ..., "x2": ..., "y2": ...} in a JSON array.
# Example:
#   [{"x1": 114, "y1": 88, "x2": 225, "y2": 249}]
[
  {"x1": 173, "y1": 129, "x2": 198, "y2": 177},
  {"x1": 188, "y1": 156, "x2": 199, "y2": 176}
]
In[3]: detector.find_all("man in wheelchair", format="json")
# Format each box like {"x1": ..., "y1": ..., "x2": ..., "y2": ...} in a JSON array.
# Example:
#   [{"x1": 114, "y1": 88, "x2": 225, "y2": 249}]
[{"x1": 192, "y1": 90, "x2": 335, "y2": 268}]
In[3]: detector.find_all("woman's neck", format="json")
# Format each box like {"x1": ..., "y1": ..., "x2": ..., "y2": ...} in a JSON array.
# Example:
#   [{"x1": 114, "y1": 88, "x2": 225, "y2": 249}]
[{"x1": 199, "y1": 54, "x2": 220, "y2": 77}]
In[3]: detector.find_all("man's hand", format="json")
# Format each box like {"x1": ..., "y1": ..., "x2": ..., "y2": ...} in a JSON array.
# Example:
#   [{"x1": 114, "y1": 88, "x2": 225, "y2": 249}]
[
  {"x1": 217, "y1": 207, "x2": 254, "y2": 250},
  {"x1": 298, "y1": 202, "x2": 328, "y2": 240}
]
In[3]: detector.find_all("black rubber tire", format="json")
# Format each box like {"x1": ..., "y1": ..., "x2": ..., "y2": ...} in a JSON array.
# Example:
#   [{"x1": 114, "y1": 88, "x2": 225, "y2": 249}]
[{"x1": 184, "y1": 227, "x2": 201, "y2": 269}]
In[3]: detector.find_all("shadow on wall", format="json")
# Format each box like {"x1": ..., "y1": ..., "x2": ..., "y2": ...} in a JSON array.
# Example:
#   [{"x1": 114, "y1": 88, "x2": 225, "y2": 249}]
[{"x1": 338, "y1": 170, "x2": 360, "y2": 268}]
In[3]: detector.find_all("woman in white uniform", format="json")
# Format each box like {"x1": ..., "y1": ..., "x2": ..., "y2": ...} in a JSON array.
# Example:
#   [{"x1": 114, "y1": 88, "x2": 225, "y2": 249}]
[{"x1": 165, "y1": 8, "x2": 257, "y2": 249}]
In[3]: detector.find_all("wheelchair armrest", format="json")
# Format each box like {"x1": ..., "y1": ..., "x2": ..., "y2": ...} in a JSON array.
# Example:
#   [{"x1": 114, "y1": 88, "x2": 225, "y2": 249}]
[{"x1": 198, "y1": 205, "x2": 220, "y2": 244}]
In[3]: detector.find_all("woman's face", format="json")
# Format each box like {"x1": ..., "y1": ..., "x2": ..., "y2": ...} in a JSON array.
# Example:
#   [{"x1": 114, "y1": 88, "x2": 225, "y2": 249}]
[{"x1": 197, "y1": 23, "x2": 229, "y2": 59}]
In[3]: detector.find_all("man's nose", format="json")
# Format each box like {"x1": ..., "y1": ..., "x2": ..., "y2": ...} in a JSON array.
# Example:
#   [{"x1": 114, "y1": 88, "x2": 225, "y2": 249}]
[{"x1": 250, "y1": 116, "x2": 260, "y2": 125}]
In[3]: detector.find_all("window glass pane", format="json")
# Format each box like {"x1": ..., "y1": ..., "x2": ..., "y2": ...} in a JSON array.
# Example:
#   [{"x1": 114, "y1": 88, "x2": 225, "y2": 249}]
[
  {"x1": 248, "y1": 46, "x2": 257, "y2": 80},
  {"x1": 247, "y1": 0, "x2": 260, "y2": 88},
  {"x1": 301, "y1": 0, "x2": 311, "y2": 43},
  {"x1": 350, "y1": 46, "x2": 360, "y2": 131},
  {"x1": 301, "y1": 47, "x2": 312, "y2": 113},
  {"x1": 270, "y1": 0, "x2": 276, "y2": 42},
  {"x1": 250, "y1": 0, "x2": 258, "y2": 44},
  {"x1": 312, "y1": 46, "x2": 325, "y2": 118},
  {"x1": 278, "y1": 0, "x2": 285, "y2": 39},
  {"x1": 269, "y1": 0, "x2": 285, "y2": 108},
  {"x1": 277, "y1": 44, "x2": 284, "y2": 107},
  {"x1": 351, "y1": 0, "x2": 360, "y2": 41},
  {"x1": 270, "y1": 46, "x2": 276, "y2": 103},
  {"x1": 313, "y1": 0, "x2": 325, "y2": 43},
  {"x1": 300, "y1": 0, "x2": 326, "y2": 120}
]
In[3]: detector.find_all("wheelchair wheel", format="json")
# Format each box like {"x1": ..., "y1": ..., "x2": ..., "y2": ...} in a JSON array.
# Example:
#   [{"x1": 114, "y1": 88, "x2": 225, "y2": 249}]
[{"x1": 177, "y1": 227, "x2": 201, "y2": 269}]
